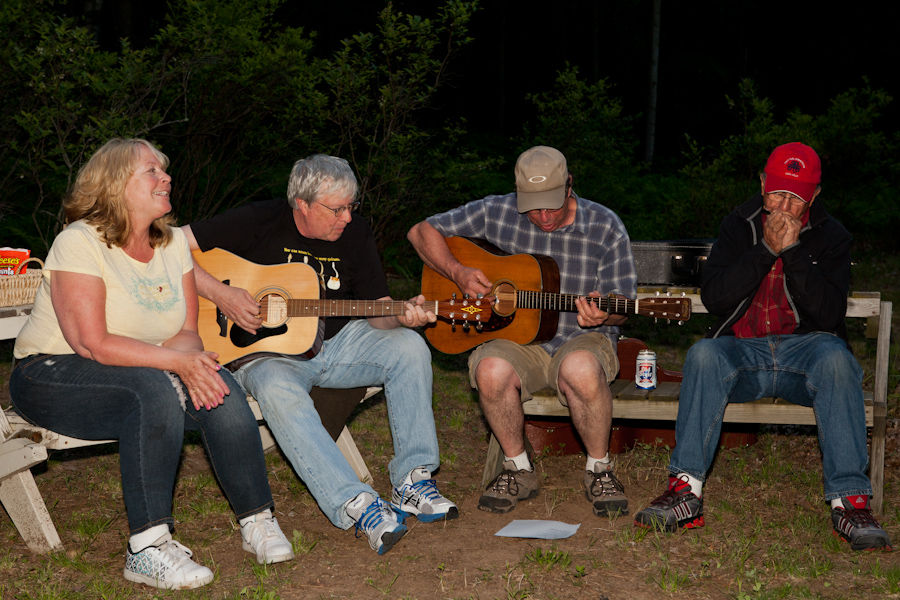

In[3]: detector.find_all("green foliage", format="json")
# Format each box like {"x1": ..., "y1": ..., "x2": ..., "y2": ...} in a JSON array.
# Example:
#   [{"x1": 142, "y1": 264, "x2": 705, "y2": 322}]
[
  {"x1": 152, "y1": 0, "x2": 326, "y2": 223},
  {"x1": 0, "y1": 0, "x2": 477, "y2": 256},
  {"x1": 2, "y1": 0, "x2": 173, "y2": 250},
  {"x1": 522, "y1": 65, "x2": 639, "y2": 203},
  {"x1": 680, "y1": 78, "x2": 898, "y2": 241},
  {"x1": 322, "y1": 1, "x2": 478, "y2": 250}
]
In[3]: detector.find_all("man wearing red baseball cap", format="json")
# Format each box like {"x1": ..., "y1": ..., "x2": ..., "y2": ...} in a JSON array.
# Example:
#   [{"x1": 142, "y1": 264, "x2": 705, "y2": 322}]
[{"x1": 634, "y1": 143, "x2": 891, "y2": 551}]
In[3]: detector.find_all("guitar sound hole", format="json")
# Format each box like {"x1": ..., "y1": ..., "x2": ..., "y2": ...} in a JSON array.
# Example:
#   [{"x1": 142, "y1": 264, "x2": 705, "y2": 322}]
[
  {"x1": 491, "y1": 281, "x2": 518, "y2": 317},
  {"x1": 260, "y1": 293, "x2": 288, "y2": 326}
]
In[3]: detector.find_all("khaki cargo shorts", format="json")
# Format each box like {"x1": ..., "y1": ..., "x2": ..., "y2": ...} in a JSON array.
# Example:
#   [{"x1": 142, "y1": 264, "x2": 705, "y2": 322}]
[{"x1": 468, "y1": 333, "x2": 618, "y2": 406}]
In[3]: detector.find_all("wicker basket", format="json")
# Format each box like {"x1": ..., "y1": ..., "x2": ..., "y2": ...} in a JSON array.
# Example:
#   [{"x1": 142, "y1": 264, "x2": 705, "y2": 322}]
[{"x1": 0, "y1": 258, "x2": 44, "y2": 307}]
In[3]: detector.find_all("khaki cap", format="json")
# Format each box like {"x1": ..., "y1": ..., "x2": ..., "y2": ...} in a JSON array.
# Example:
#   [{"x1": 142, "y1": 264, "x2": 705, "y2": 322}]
[{"x1": 515, "y1": 146, "x2": 567, "y2": 212}]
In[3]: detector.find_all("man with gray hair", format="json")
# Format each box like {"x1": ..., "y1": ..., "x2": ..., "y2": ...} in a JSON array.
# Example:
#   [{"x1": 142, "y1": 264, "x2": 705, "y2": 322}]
[
  {"x1": 183, "y1": 154, "x2": 457, "y2": 555},
  {"x1": 408, "y1": 146, "x2": 637, "y2": 518}
]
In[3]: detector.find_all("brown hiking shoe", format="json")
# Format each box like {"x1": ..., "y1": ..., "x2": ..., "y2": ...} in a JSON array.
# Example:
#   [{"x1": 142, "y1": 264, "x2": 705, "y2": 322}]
[
  {"x1": 478, "y1": 459, "x2": 539, "y2": 513},
  {"x1": 584, "y1": 461, "x2": 628, "y2": 516}
]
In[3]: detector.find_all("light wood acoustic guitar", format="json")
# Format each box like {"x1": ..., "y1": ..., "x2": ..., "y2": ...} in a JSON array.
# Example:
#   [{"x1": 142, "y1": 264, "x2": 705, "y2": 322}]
[
  {"x1": 193, "y1": 248, "x2": 493, "y2": 365},
  {"x1": 419, "y1": 237, "x2": 692, "y2": 354}
]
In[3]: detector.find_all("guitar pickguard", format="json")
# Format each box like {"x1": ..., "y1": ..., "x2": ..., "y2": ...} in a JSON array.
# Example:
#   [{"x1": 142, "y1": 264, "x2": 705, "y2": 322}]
[{"x1": 229, "y1": 323, "x2": 289, "y2": 348}]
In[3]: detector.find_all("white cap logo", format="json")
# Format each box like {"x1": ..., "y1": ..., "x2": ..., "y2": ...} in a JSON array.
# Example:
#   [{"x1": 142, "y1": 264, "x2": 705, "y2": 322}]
[{"x1": 528, "y1": 175, "x2": 547, "y2": 183}]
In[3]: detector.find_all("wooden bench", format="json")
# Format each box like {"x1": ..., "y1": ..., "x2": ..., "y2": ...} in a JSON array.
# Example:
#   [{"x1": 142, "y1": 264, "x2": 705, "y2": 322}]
[
  {"x1": 1, "y1": 389, "x2": 380, "y2": 554},
  {"x1": 0, "y1": 306, "x2": 381, "y2": 553},
  {"x1": 481, "y1": 290, "x2": 892, "y2": 516}
]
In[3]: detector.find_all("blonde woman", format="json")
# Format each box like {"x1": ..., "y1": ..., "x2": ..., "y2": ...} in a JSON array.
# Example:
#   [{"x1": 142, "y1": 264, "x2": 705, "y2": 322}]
[{"x1": 10, "y1": 138, "x2": 293, "y2": 589}]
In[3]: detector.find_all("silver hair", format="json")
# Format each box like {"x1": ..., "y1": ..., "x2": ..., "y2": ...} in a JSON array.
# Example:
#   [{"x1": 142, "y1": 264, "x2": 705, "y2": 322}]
[{"x1": 287, "y1": 154, "x2": 358, "y2": 209}]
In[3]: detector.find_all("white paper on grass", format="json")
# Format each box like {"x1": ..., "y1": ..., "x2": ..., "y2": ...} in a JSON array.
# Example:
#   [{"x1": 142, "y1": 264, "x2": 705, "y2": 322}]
[{"x1": 494, "y1": 520, "x2": 580, "y2": 539}]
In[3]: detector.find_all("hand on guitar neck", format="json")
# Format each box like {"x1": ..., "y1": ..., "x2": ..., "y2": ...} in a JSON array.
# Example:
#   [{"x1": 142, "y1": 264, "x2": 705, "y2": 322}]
[{"x1": 574, "y1": 291, "x2": 628, "y2": 329}]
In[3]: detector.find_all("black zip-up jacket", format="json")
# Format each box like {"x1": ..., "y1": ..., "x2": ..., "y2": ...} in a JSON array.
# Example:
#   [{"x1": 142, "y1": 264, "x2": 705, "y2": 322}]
[{"x1": 701, "y1": 192, "x2": 852, "y2": 343}]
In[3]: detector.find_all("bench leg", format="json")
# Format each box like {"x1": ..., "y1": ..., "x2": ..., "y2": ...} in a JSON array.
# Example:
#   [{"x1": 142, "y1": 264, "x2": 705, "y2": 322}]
[
  {"x1": 336, "y1": 427, "x2": 374, "y2": 485},
  {"x1": 870, "y1": 413, "x2": 885, "y2": 517},
  {"x1": 0, "y1": 470, "x2": 63, "y2": 553},
  {"x1": 481, "y1": 434, "x2": 504, "y2": 491},
  {"x1": 480, "y1": 432, "x2": 535, "y2": 491}
]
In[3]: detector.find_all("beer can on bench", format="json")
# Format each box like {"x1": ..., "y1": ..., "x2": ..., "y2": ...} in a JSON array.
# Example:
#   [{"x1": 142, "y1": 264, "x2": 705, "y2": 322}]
[{"x1": 636, "y1": 349, "x2": 657, "y2": 389}]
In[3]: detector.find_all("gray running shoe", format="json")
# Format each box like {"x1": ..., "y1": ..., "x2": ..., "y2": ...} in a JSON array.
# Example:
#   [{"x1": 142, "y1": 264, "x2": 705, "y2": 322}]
[
  {"x1": 634, "y1": 476, "x2": 704, "y2": 532},
  {"x1": 584, "y1": 461, "x2": 628, "y2": 516},
  {"x1": 346, "y1": 492, "x2": 407, "y2": 555},
  {"x1": 392, "y1": 467, "x2": 459, "y2": 523},
  {"x1": 478, "y1": 459, "x2": 539, "y2": 514},
  {"x1": 831, "y1": 495, "x2": 892, "y2": 551}
]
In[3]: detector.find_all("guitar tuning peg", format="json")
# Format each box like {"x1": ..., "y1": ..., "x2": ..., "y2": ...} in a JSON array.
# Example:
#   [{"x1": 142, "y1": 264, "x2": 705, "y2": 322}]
[
  {"x1": 463, "y1": 293, "x2": 470, "y2": 300},
  {"x1": 476, "y1": 293, "x2": 484, "y2": 299},
  {"x1": 462, "y1": 321, "x2": 471, "y2": 332},
  {"x1": 475, "y1": 321, "x2": 483, "y2": 332},
  {"x1": 678, "y1": 320, "x2": 684, "y2": 326},
  {"x1": 451, "y1": 319, "x2": 456, "y2": 332},
  {"x1": 451, "y1": 292, "x2": 457, "y2": 300},
  {"x1": 654, "y1": 317, "x2": 658, "y2": 324}
]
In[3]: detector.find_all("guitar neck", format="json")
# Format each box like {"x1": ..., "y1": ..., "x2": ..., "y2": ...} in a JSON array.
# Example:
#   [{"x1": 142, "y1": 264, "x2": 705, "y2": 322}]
[
  {"x1": 283, "y1": 299, "x2": 421, "y2": 318},
  {"x1": 516, "y1": 291, "x2": 636, "y2": 315}
]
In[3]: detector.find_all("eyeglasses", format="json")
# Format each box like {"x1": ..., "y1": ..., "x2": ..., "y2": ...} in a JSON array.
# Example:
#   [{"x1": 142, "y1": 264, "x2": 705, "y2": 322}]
[
  {"x1": 314, "y1": 200, "x2": 360, "y2": 217},
  {"x1": 766, "y1": 191, "x2": 807, "y2": 207}
]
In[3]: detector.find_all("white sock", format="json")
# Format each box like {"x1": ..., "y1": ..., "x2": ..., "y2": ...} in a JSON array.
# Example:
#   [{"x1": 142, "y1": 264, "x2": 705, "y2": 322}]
[
  {"x1": 505, "y1": 451, "x2": 533, "y2": 472},
  {"x1": 128, "y1": 524, "x2": 170, "y2": 553},
  {"x1": 239, "y1": 508, "x2": 273, "y2": 528},
  {"x1": 674, "y1": 472, "x2": 704, "y2": 498},
  {"x1": 586, "y1": 453, "x2": 610, "y2": 472}
]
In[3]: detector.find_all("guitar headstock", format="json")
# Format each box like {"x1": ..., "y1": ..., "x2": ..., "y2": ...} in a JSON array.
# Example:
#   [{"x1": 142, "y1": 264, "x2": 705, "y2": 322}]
[
  {"x1": 636, "y1": 297, "x2": 692, "y2": 321},
  {"x1": 433, "y1": 296, "x2": 496, "y2": 323}
]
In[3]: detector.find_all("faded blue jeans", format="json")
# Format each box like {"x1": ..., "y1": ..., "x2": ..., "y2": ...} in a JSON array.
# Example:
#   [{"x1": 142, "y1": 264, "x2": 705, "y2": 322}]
[
  {"x1": 669, "y1": 333, "x2": 871, "y2": 500},
  {"x1": 10, "y1": 354, "x2": 274, "y2": 535},
  {"x1": 233, "y1": 319, "x2": 439, "y2": 529}
]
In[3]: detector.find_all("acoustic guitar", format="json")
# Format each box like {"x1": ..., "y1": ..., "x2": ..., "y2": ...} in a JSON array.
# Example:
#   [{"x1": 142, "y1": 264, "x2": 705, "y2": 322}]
[
  {"x1": 419, "y1": 237, "x2": 691, "y2": 354},
  {"x1": 193, "y1": 248, "x2": 493, "y2": 365}
]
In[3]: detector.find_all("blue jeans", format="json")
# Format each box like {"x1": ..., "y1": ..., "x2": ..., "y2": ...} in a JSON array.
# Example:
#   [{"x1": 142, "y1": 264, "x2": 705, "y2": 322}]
[
  {"x1": 10, "y1": 354, "x2": 274, "y2": 535},
  {"x1": 670, "y1": 333, "x2": 871, "y2": 500},
  {"x1": 233, "y1": 319, "x2": 439, "y2": 529}
]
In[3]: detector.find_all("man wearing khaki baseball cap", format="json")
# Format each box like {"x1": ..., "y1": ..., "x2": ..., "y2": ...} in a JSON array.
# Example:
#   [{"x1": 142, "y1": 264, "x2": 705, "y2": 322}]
[{"x1": 408, "y1": 145, "x2": 637, "y2": 518}]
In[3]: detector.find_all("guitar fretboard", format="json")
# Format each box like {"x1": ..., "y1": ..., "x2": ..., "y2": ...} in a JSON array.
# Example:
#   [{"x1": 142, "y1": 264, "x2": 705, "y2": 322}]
[
  {"x1": 279, "y1": 299, "x2": 431, "y2": 318},
  {"x1": 512, "y1": 291, "x2": 636, "y2": 314}
]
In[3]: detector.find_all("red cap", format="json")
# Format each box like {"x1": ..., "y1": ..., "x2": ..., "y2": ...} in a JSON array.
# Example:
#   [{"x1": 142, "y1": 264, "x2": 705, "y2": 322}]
[{"x1": 763, "y1": 142, "x2": 821, "y2": 203}]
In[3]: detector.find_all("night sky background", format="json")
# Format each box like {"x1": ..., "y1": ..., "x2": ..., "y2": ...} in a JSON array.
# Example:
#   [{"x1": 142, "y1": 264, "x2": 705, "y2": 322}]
[{"x1": 78, "y1": 0, "x2": 900, "y2": 165}]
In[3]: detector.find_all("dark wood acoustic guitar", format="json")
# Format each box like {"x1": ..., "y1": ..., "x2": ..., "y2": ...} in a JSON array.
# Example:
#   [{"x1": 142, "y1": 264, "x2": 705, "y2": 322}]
[
  {"x1": 193, "y1": 248, "x2": 493, "y2": 365},
  {"x1": 419, "y1": 237, "x2": 691, "y2": 354}
]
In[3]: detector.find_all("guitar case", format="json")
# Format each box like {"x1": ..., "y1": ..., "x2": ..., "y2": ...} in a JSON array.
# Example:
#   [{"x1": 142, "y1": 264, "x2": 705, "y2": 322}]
[{"x1": 630, "y1": 239, "x2": 715, "y2": 287}]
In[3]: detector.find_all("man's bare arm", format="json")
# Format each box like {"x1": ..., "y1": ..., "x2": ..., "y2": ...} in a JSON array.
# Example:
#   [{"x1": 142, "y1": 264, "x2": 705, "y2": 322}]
[
  {"x1": 407, "y1": 221, "x2": 492, "y2": 297},
  {"x1": 181, "y1": 225, "x2": 263, "y2": 334}
]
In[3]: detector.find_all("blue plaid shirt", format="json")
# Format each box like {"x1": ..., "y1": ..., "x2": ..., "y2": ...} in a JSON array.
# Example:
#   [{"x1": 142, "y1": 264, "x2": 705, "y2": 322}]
[{"x1": 427, "y1": 192, "x2": 637, "y2": 354}]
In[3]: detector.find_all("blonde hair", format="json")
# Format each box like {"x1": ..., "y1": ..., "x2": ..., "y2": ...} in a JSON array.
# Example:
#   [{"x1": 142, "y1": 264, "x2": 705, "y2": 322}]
[{"x1": 64, "y1": 138, "x2": 174, "y2": 248}]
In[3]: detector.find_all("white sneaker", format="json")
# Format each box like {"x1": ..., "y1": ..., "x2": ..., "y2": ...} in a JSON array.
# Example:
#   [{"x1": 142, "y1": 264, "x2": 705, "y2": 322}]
[
  {"x1": 124, "y1": 535, "x2": 214, "y2": 590},
  {"x1": 241, "y1": 513, "x2": 295, "y2": 564},
  {"x1": 345, "y1": 492, "x2": 407, "y2": 555},
  {"x1": 392, "y1": 467, "x2": 459, "y2": 523}
]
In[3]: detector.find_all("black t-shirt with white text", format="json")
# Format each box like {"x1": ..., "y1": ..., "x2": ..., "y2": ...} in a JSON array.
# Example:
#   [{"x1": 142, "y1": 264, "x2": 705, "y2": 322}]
[{"x1": 191, "y1": 199, "x2": 390, "y2": 340}]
